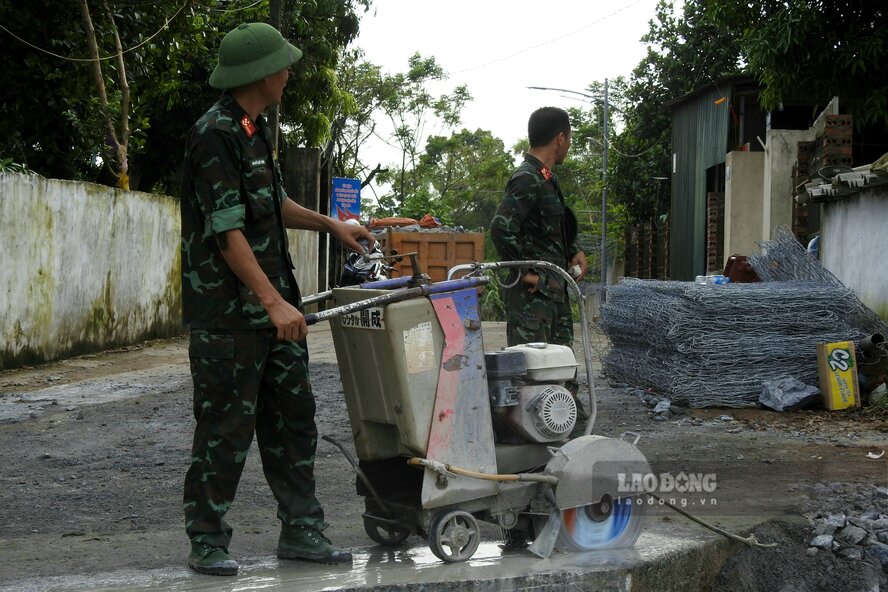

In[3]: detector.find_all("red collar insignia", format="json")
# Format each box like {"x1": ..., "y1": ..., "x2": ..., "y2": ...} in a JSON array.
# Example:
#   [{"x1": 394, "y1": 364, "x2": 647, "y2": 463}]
[
  {"x1": 240, "y1": 115, "x2": 256, "y2": 138},
  {"x1": 539, "y1": 165, "x2": 553, "y2": 182}
]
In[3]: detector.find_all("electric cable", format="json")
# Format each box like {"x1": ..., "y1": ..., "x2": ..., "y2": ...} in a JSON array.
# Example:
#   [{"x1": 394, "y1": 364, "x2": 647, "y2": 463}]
[
  {"x1": 0, "y1": 1, "x2": 188, "y2": 63},
  {"x1": 197, "y1": 0, "x2": 265, "y2": 13},
  {"x1": 648, "y1": 493, "x2": 778, "y2": 548},
  {"x1": 447, "y1": 0, "x2": 646, "y2": 75}
]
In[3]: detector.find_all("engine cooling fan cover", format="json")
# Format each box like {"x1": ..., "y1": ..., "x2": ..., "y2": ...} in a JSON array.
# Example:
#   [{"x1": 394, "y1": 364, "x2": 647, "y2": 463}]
[{"x1": 533, "y1": 386, "x2": 577, "y2": 438}]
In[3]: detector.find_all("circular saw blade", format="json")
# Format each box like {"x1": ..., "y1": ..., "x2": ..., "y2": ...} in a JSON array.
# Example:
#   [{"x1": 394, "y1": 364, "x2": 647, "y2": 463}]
[{"x1": 556, "y1": 496, "x2": 644, "y2": 551}]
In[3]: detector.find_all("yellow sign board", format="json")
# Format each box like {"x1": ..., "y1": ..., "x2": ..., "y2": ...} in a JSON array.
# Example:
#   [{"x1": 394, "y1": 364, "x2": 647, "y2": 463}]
[{"x1": 816, "y1": 341, "x2": 860, "y2": 410}]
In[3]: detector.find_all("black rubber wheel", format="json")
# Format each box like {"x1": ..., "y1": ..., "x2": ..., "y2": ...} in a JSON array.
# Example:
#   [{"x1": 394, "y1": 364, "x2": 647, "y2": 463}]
[
  {"x1": 362, "y1": 498, "x2": 411, "y2": 546},
  {"x1": 363, "y1": 514, "x2": 411, "y2": 546}
]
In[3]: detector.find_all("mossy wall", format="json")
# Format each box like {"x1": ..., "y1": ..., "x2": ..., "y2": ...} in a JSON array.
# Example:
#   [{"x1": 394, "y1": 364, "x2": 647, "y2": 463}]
[{"x1": 0, "y1": 173, "x2": 183, "y2": 369}]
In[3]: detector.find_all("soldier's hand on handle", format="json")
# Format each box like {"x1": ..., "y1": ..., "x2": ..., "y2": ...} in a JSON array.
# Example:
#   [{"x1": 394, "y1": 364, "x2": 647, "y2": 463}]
[
  {"x1": 522, "y1": 272, "x2": 540, "y2": 294},
  {"x1": 333, "y1": 219, "x2": 376, "y2": 254},
  {"x1": 570, "y1": 251, "x2": 588, "y2": 279},
  {"x1": 266, "y1": 299, "x2": 308, "y2": 341}
]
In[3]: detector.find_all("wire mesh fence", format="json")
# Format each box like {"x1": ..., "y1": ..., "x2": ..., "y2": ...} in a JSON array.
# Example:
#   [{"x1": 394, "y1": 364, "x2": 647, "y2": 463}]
[{"x1": 597, "y1": 227, "x2": 886, "y2": 408}]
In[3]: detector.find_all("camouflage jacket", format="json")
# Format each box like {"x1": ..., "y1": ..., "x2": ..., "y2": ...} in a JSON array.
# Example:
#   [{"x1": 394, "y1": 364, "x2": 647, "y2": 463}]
[
  {"x1": 180, "y1": 93, "x2": 298, "y2": 330},
  {"x1": 490, "y1": 154, "x2": 580, "y2": 302}
]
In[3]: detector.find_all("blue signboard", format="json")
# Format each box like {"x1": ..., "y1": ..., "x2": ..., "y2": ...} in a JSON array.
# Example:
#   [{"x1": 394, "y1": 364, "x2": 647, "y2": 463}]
[{"x1": 331, "y1": 177, "x2": 361, "y2": 221}]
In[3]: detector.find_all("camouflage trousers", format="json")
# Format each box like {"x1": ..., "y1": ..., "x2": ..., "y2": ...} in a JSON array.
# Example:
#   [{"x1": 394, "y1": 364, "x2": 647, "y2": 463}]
[
  {"x1": 183, "y1": 328, "x2": 324, "y2": 549},
  {"x1": 504, "y1": 285, "x2": 574, "y2": 347},
  {"x1": 503, "y1": 286, "x2": 588, "y2": 430}
]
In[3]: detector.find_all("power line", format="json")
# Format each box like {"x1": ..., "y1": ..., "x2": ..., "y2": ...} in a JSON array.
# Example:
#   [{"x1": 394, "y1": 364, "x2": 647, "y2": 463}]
[
  {"x1": 447, "y1": 0, "x2": 645, "y2": 75},
  {"x1": 0, "y1": 1, "x2": 188, "y2": 63},
  {"x1": 198, "y1": 0, "x2": 266, "y2": 13},
  {"x1": 590, "y1": 137, "x2": 660, "y2": 159}
]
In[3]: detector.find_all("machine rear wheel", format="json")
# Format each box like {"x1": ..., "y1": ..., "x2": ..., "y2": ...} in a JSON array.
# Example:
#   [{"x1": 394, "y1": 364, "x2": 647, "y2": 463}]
[
  {"x1": 427, "y1": 509, "x2": 481, "y2": 562},
  {"x1": 363, "y1": 515, "x2": 411, "y2": 546},
  {"x1": 556, "y1": 495, "x2": 645, "y2": 551},
  {"x1": 363, "y1": 498, "x2": 411, "y2": 546}
]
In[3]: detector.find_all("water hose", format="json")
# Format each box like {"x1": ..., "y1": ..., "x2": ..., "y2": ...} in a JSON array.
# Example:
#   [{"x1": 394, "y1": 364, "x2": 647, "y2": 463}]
[{"x1": 407, "y1": 457, "x2": 558, "y2": 485}]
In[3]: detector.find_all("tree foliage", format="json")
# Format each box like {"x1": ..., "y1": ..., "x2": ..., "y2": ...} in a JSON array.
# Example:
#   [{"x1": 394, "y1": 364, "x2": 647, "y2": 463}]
[
  {"x1": 702, "y1": 0, "x2": 888, "y2": 127},
  {"x1": 370, "y1": 53, "x2": 472, "y2": 214},
  {"x1": 607, "y1": 0, "x2": 743, "y2": 224},
  {"x1": 327, "y1": 48, "x2": 400, "y2": 185},
  {"x1": 0, "y1": 0, "x2": 369, "y2": 193},
  {"x1": 401, "y1": 128, "x2": 513, "y2": 230}
]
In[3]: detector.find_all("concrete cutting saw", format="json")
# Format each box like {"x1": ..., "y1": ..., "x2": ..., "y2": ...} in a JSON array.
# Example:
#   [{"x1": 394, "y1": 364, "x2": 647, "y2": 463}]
[{"x1": 303, "y1": 259, "x2": 651, "y2": 562}]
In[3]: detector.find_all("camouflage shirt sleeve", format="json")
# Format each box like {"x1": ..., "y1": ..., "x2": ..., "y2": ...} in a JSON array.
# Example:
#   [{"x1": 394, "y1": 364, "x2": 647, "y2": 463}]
[
  {"x1": 189, "y1": 128, "x2": 246, "y2": 238},
  {"x1": 490, "y1": 170, "x2": 537, "y2": 262}
]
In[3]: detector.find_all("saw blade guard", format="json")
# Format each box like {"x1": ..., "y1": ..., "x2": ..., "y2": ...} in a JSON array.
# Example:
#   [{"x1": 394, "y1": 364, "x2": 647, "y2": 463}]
[{"x1": 545, "y1": 434, "x2": 651, "y2": 512}]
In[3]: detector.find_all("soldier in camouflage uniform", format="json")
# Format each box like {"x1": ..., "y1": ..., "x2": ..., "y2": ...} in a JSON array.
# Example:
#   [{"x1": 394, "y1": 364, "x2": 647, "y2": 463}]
[
  {"x1": 180, "y1": 22, "x2": 373, "y2": 576},
  {"x1": 490, "y1": 106, "x2": 587, "y2": 347}
]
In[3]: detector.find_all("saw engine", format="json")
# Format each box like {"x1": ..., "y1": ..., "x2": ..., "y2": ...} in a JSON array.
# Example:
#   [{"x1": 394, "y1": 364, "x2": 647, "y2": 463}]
[{"x1": 486, "y1": 343, "x2": 580, "y2": 443}]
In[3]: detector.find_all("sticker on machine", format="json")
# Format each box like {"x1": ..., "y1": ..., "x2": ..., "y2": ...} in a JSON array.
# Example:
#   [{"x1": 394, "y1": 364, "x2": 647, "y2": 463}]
[
  {"x1": 340, "y1": 307, "x2": 385, "y2": 330},
  {"x1": 404, "y1": 321, "x2": 435, "y2": 373}
]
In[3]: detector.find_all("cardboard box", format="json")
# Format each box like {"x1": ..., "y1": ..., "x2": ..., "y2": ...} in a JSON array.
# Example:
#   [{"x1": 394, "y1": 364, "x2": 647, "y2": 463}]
[{"x1": 816, "y1": 341, "x2": 860, "y2": 410}]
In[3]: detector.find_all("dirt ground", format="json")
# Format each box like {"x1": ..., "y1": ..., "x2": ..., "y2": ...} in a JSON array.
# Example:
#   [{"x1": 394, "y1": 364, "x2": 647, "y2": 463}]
[{"x1": 1, "y1": 324, "x2": 887, "y2": 590}]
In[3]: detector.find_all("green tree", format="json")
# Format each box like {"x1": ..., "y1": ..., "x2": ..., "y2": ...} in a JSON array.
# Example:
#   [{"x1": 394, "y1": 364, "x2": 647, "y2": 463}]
[
  {"x1": 327, "y1": 48, "x2": 402, "y2": 192},
  {"x1": 702, "y1": 0, "x2": 888, "y2": 126},
  {"x1": 608, "y1": 0, "x2": 742, "y2": 224},
  {"x1": 372, "y1": 53, "x2": 471, "y2": 215},
  {"x1": 402, "y1": 128, "x2": 513, "y2": 231},
  {"x1": 0, "y1": 0, "x2": 369, "y2": 193}
]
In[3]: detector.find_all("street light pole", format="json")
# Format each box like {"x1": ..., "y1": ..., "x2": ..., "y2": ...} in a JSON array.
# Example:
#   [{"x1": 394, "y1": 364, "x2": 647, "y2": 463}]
[{"x1": 600, "y1": 78, "x2": 608, "y2": 304}]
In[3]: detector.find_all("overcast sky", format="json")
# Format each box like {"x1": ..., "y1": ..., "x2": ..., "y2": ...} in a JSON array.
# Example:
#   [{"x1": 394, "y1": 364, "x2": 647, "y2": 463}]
[{"x1": 351, "y1": 0, "x2": 682, "y2": 200}]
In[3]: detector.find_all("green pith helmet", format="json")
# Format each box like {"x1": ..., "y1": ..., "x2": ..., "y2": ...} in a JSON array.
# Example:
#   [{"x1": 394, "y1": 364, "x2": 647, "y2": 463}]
[{"x1": 209, "y1": 22, "x2": 303, "y2": 90}]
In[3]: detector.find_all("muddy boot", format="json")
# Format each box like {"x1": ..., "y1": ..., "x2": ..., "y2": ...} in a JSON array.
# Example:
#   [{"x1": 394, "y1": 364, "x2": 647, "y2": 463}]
[
  {"x1": 187, "y1": 541, "x2": 238, "y2": 576},
  {"x1": 277, "y1": 526, "x2": 353, "y2": 564}
]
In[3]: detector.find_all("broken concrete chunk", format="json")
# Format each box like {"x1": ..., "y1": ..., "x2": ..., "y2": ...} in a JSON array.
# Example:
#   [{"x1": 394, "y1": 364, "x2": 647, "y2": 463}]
[
  {"x1": 812, "y1": 521, "x2": 837, "y2": 536},
  {"x1": 838, "y1": 546, "x2": 863, "y2": 560},
  {"x1": 653, "y1": 400, "x2": 671, "y2": 414},
  {"x1": 823, "y1": 513, "x2": 847, "y2": 529},
  {"x1": 865, "y1": 543, "x2": 888, "y2": 570},
  {"x1": 810, "y1": 534, "x2": 834, "y2": 549},
  {"x1": 837, "y1": 525, "x2": 868, "y2": 545}
]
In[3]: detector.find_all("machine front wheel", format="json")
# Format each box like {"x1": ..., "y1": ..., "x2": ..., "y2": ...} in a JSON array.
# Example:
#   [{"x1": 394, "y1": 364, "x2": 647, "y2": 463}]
[{"x1": 427, "y1": 509, "x2": 481, "y2": 562}]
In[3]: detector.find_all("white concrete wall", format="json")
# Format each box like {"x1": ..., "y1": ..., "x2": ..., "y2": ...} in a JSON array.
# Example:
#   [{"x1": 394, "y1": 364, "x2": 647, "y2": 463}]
[
  {"x1": 287, "y1": 229, "x2": 319, "y2": 298},
  {"x1": 1, "y1": 173, "x2": 323, "y2": 368},
  {"x1": 821, "y1": 188, "x2": 888, "y2": 320},
  {"x1": 0, "y1": 173, "x2": 182, "y2": 368},
  {"x1": 724, "y1": 151, "x2": 765, "y2": 257},
  {"x1": 763, "y1": 129, "x2": 815, "y2": 240}
]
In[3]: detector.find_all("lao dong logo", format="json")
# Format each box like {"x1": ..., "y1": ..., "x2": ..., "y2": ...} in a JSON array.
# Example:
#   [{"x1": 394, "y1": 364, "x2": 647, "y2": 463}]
[{"x1": 617, "y1": 471, "x2": 717, "y2": 494}]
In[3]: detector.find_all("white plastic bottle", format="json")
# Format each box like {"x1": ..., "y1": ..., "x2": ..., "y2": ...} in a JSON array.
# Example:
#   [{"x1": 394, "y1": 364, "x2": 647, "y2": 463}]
[{"x1": 695, "y1": 274, "x2": 730, "y2": 285}]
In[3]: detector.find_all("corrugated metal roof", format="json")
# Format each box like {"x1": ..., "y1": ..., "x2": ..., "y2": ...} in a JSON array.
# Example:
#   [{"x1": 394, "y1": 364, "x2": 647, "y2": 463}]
[{"x1": 665, "y1": 74, "x2": 757, "y2": 109}]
